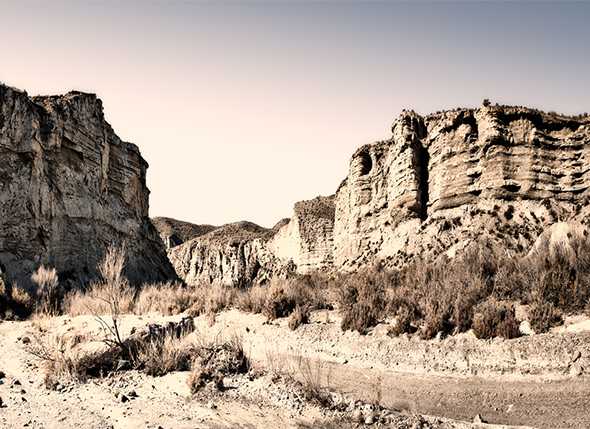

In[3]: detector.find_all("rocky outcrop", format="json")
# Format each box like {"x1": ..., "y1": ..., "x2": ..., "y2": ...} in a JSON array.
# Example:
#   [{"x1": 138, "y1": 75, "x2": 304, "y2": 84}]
[
  {"x1": 152, "y1": 217, "x2": 217, "y2": 250},
  {"x1": 335, "y1": 105, "x2": 590, "y2": 269},
  {"x1": 269, "y1": 196, "x2": 335, "y2": 273},
  {"x1": 0, "y1": 84, "x2": 175, "y2": 287},
  {"x1": 167, "y1": 221, "x2": 293, "y2": 287}
]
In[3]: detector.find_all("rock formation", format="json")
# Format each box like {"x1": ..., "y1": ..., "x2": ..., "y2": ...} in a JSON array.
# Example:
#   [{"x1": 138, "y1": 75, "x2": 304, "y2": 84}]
[
  {"x1": 269, "y1": 196, "x2": 335, "y2": 273},
  {"x1": 167, "y1": 221, "x2": 293, "y2": 287},
  {"x1": 334, "y1": 105, "x2": 590, "y2": 269},
  {"x1": 152, "y1": 217, "x2": 217, "y2": 250},
  {"x1": 0, "y1": 83, "x2": 175, "y2": 287},
  {"x1": 169, "y1": 103, "x2": 590, "y2": 286}
]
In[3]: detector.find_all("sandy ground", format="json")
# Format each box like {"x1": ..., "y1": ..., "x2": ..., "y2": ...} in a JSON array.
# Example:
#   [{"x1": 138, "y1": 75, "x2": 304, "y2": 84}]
[{"x1": 0, "y1": 309, "x2": 588, "y2": 428}]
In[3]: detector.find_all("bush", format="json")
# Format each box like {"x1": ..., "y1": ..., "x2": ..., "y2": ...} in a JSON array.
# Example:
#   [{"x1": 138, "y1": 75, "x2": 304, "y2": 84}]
[
  {"x1": 529, "y1": 300, "x2": 563, "y2": 333},
  {"x1": 187, "y1": 334, "x2": 249, "y2": 394},
  {"x1": 472, "y1": 299, "x2": 520, "y2": 339},
  {"x1": 134, "y1": 282, "x2": 195, "y2": 315},
  {"x1": 32, "y1": 265, "x2": 61, "y2": 316},
  {"x1": 288, "y1": 304, "x2": 310, "y2": 330},
  {"x1": 263, "y1": 276, "x2": 326, "y2": 321},
  {"x1": 337, "y1": 268, "x2": 387, "y2": 334}
]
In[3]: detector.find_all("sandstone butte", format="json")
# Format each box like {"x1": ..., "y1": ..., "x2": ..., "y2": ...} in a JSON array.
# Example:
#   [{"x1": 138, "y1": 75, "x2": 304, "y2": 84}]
[{"x1": 2, "y1": 82, "x2": 590, "y2": 288}]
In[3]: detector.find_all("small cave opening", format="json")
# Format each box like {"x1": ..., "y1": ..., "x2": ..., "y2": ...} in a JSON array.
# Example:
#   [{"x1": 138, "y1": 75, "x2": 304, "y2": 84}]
[{"x1": 358, "y1": 151, "x2": 372, "y2": 176}]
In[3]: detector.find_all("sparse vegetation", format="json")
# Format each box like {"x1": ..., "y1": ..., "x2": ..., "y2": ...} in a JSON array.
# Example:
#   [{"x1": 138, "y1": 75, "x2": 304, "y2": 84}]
[
  {"x1": 472, "y1": 298, "x2": 520, "y2": 339},
  {"x1": 32, "y1": 265, "x2": 61, "y2": 316}
]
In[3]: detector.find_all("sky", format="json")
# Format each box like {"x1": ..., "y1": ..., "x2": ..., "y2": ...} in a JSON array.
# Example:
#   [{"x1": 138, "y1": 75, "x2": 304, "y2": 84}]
[{"x1": 1, "y1": 1, "x2": 589, "y2": 227}]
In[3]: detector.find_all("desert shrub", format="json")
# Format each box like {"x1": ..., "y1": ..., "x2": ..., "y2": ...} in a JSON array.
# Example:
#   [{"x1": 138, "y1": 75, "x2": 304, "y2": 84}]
[
  {"x1": 187, "y1": 334, "x2": 249, "y2": 394},
  {"x1": 295, "y1": 355, "x2": 332, "y2": 407},
  {"x1": 288, "y1": 304, "x2": 310, "y2": 330},
  {"x1": 337, "y1": 268, "x2": 388, "y2": 334},
  {"x1": 0, "y1": 280, "x2": 34, "y2": 320},
  {"x1": 134, "y1": 282, "x2": 196, "y2": 315},
  {"x1": 529, "y1": 300, "x2": 563, "y2": 333},
  {"x1": 236, "y1": 283, "x2": 266, "y2": 313},
  {"x1": 66, "y1": 280, "x2": 135, "y2": 316},
  {"x1": 135, "y1": 335, "x2": 197, "y2": 376},
  {"x1": 472, "y1": 298, "x2": 520, "y2": 339},
  {"x1": 186, "y1": 283, "x2": 236, "y2": 318},
  {"x1": 25, "y1": 333, "x2": 102, "y2": 388},
  {"x1": 524, "y1": 231, "x2": 590, "y2": 313},
  {"x1": 263, "y1": 276, "x2": 326, "y2": 320},
  {"x1": 32, "y1": 265, "x2": 61, "y2": 316}
]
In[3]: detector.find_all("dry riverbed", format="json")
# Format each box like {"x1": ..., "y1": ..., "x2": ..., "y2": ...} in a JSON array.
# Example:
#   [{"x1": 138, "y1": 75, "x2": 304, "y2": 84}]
[{"x1": 1, "y1": 309, "x2": 588, "y2": 428}]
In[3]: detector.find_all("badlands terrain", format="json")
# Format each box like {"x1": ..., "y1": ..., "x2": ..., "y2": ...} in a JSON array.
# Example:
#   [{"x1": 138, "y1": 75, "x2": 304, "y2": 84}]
[{"x1": 1, "y1": 84, "x2": 590, "y2": 428}]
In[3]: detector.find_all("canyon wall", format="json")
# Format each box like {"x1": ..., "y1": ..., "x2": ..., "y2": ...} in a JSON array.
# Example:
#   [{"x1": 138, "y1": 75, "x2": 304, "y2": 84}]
[
  {"x1": 0, "y1": 84, "x2": 175, "y2": 287},
  {"x1": 334, "y1": 105, "x2": 590, "y2": 269},
  {"x1": 168, "y1": 104, "x2": 590, "y2": 286}
]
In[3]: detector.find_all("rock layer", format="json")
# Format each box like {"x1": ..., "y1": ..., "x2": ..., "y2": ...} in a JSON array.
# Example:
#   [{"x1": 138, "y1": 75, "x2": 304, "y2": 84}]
[
  {"x1": 167, "y1": 221, "x2": 292, "y2": 287},
  {"x1": 0, "y1": 84, "x2": 175, "y2": 287},
  {"x1": 335, "y1": 105, "x2": 590, "y2": 269}
]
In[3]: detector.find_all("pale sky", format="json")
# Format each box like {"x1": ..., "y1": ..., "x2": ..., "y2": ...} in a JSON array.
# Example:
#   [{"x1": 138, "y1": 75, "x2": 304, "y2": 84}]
[{"x1": 2, "y1": 1, "x2": 589, "y2": 227}]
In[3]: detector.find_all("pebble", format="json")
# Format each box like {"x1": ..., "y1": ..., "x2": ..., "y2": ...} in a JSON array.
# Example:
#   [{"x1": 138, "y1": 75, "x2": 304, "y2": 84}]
[
  {"x1": 570, "y1": 363, "x2": 584, "y2": 377},
  {"x1": 0, "y1": 370, "x2": 5, "y2": 379}
]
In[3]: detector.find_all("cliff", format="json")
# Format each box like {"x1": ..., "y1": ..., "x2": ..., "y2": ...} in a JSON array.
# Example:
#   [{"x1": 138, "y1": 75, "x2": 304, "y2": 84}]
[
  {"x1": 167, "y1": 221, "x2": 292, "y2": 287},
  {"x1": 335, "y1": 105, "x2": 590, "y2": 269},
  {"x1": 152, "y1": 217, "x2": 217, "y2": 249},
  {"x1": 0, "y1": 84, "x2": 175, "y2": 287}
]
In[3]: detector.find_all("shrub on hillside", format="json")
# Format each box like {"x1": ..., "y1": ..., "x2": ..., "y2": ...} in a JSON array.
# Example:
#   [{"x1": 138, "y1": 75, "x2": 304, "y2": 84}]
[
  {"x1": 472, "y1": 298, "x2": 520, "y2": 339},
  {"x1": 337, "y1": 268, "x2": 388, "y2": 334},
  {"x1": 529, "y1": 300, "x2": 563, "y2": 333}
]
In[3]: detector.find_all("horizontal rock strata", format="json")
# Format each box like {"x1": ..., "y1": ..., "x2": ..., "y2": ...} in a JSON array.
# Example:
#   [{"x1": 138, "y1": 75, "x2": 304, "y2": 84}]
[{"x1": 0, "y1": 84, "x2": 175, "y2": 287}]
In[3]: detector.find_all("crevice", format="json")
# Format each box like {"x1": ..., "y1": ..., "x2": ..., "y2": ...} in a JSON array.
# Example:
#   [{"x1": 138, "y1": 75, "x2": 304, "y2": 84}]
[
  {"x1": 414, "y1": 140, "x2": 430, "y2": 220},
  {"x1": 407, "y1": 114, "x2": 430, "y2": 220}
]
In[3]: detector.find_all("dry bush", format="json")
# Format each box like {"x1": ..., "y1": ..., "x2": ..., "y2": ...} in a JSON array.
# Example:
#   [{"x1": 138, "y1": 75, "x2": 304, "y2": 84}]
[
  {"x1": 32, "y1": 265, "x2": 61, "y2": 316},
  {"x1": 135, "y1": 335, "x2": 197, "y2": 376},
  {"x1": 529, "y1": 299, "x2": 563, "y2": 333},
  {"x1": 295, "y1": 355, "x2": 332, "y2": 406},
  {"x1": 263, "y1": 276, "x2": 326, "y2": 321},
  {"x1": 236, "y1": 283, "x2": 266, "y2": 313},
  {"x1": 134, "y1": 282, "x2": 195, "y2": 315},
  {"x1": 1, "y1": 280, "x2": 34, "y2": 320},
  {"x1": 288, "y1": 304, "x2": 310, "y2": 330},
  {"x1": 25, "y1": 333, "x2": 99, "y2": 388},
  {"x1": 66, "y1": 280, "x2": 135, "y2": 316},
  {"x1": 337, "y1": 268, "x2": 388, "y2": 334},
  {"x1": 472, "y1": 298, "x2": 520, "y2": 339},
  {"x1": 186, "y1": 283, "x2": 236, "y2": 318},
  {"x1": 187, "y1": 334, "x2": 249, "y2": 394}
]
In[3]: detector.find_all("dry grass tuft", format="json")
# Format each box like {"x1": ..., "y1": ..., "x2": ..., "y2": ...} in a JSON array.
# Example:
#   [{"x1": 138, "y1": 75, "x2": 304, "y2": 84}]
[
  {"x1": 32, "y1": 265, "x2": 61, "y2": 316},
  {"x1": 134, "y1": 282, "x2": 195, "y2": 315}
]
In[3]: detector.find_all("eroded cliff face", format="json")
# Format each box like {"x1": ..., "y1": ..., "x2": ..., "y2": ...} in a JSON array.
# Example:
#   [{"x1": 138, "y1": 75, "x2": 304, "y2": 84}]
[
  {"x1": 269, "y1": 196, "x2": 335, "y2": 273},
  {"x1": 167, "y1": 221, "x2": 293, "y2": 287},
  {"x1": 335, "y1": 105, "x2": 590, "y2": 269},
  {"x1": 0, "y1": 84, "x2": 175, "y2": 287}
]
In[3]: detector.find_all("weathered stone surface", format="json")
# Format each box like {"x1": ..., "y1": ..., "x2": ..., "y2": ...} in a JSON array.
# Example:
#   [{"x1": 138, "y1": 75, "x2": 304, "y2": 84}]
[
  {"x1": 167, "y1": 221, "x2": 292, "y2": 287},
  {"x1": 0, "y1": 84, "x2": 175, "y2": 287},
  {"x1": 334, "y1": 105, "x2": 590, "y2": 269},
  {"x1": 152, "y1": 217, "x2": 217, "y2": 250},
  {"x1": 269, "y1": 196, "x2": 335, "y2": 273}
]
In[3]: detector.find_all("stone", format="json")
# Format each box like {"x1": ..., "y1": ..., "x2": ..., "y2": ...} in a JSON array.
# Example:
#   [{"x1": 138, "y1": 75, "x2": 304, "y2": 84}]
[
  {"x1": 572, "y1": 350, "x2": 582, "y2": 362},
  {"x1": 351, "y1": 409, "x2": 363, "y2": 423},
  {"x1": 0, "y1": 370, "x2": 5, "y2": 379},
  {"x1": 473, "y1": 414, "x2": 487, "y2": 423},
  {"x1": 0, "y1": 84, "x2": 175, "y2": 287},
  {"x1": 119, "y1": 394, "x2": 129, "y2": 403},
  {"x1": 570, "y1": 363, "x2": 584, "y2": 377}
]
